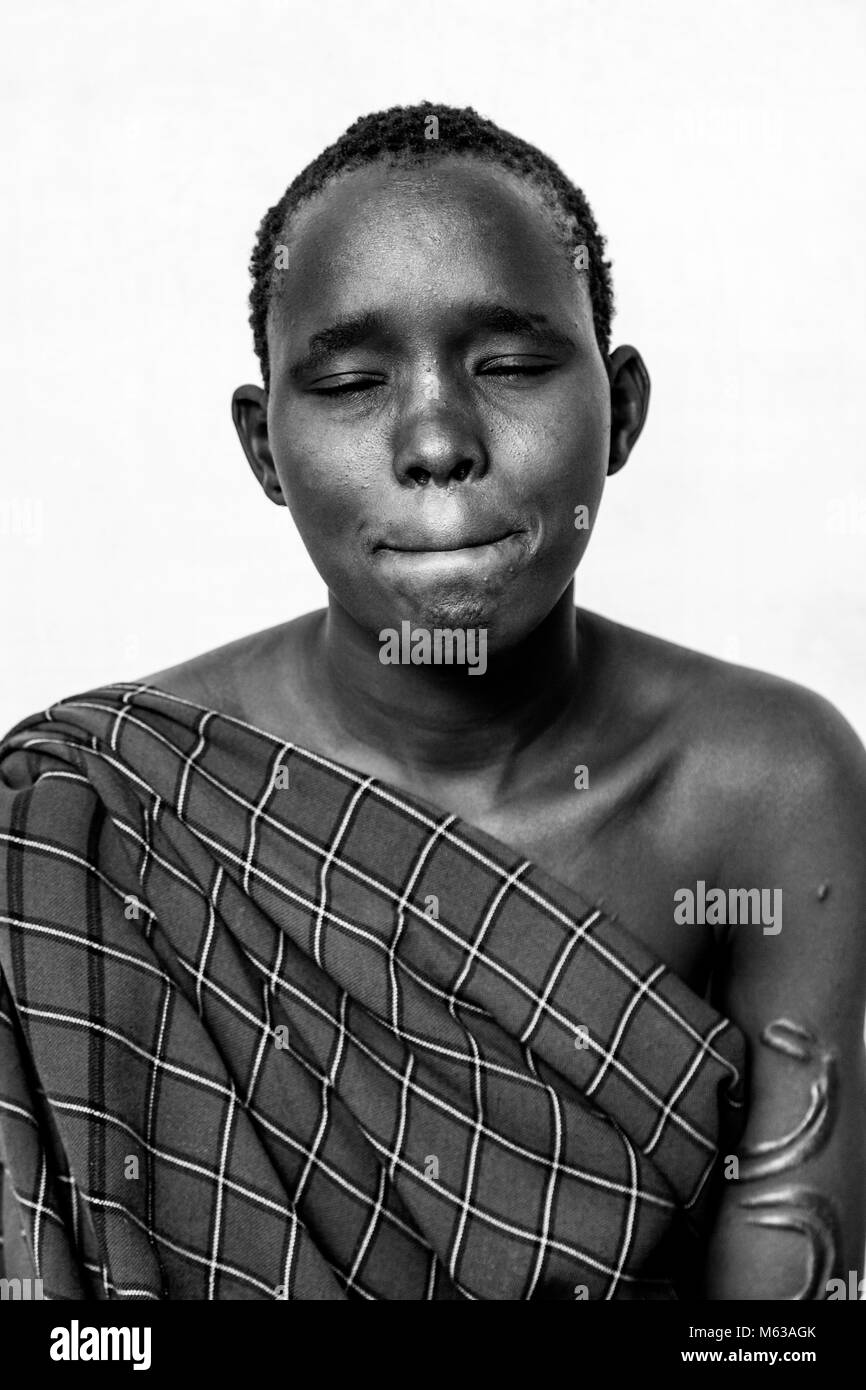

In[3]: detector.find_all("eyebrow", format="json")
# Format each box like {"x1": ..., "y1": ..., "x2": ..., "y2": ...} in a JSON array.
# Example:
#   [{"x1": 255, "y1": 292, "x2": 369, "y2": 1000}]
[
  {"x1": 287, "y1": 302, "x2": 576, "y2": 379},
  {"x1": 289, "y1": 312, "x2": 383, "y2": 379}
]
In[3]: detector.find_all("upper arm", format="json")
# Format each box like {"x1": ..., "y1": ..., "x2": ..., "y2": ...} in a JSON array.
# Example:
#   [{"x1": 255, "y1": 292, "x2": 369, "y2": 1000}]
[{"x1": 703, "y1": 686, "x2": 866, "y2": 1299}]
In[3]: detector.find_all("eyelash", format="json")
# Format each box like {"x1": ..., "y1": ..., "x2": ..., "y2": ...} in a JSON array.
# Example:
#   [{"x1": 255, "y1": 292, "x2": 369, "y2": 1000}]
[
  {"x1": 312, "y1": 364, "x2": 555, "y2": 398},
  {"x1": 481, "y1": 364, "x2": 555, "y2": 378},
  {"x1": 314, "y1": 380, "x2": 383, "y2": 397}
]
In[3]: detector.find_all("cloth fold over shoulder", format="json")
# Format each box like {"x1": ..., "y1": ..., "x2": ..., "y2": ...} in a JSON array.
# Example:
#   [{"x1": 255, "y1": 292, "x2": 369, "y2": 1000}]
[{"x1": 0, "y1": 682, "x2": 744, "y2": 1300}]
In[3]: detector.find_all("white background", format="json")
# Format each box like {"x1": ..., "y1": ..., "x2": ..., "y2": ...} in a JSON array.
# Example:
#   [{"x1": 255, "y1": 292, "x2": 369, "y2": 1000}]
[{"x1": 1, "y1": 0, "x2": 864, "y2": 744}]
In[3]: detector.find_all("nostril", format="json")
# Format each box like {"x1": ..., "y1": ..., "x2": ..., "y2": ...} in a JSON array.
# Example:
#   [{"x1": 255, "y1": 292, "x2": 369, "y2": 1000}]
[{"x1": 407, "y1": 466, "x2": 430, "y2": 486}]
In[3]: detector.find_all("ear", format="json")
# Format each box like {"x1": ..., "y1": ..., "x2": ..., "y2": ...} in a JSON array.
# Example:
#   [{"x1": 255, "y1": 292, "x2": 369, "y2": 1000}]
[
  {"x1": 606, "y1": 346, "x2": 651, "y2": 477},
  {"x1": 231, "y1": 385, "x2": 286, "y2": 506}
]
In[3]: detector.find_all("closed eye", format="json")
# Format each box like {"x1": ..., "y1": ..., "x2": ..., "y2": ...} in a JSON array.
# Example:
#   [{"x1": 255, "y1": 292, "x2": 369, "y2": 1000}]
[
  {"x1": 478, "y1": 361, "x2": 558, "y2": 379},
  {"x1": 308, "y1": 362, "x2": 557, "y2": 398},
  {"x1": 309, "y1": 376, "x2": 385, "y2": 398}
]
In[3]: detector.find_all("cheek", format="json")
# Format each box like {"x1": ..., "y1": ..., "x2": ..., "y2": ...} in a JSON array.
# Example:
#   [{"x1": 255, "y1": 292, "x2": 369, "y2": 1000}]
[
  {"x1": 271, "y1": 421, "x2": 379, "y2": 541},
  {"x1": 506, "y1": 384, "x2": 610, "y2": 545}
]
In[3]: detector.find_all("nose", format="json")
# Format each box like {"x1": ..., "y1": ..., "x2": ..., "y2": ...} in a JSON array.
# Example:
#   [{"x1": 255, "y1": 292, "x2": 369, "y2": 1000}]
[{"x1": 391, "y1": 379, "x2": 488, "y2": 488}]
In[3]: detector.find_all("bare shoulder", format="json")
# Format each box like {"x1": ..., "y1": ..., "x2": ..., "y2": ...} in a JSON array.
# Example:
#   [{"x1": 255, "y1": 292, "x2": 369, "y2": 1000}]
[
  {"x1": 593, "y1": 611, "x2": 866, "y2": 989},
  {"x1": 141, "y1": 612, "x2": 321, "y2": 721},
  {"x1": 142, "y1": 631, "x2": 270, "y2": 713},
  {"x1": 679, "y1": 649, "x2": 866, "y2": 848},
  {"x1": 628, "y1": 638, "x2": 866, "y2": 1294},
  {"x1": 584, "y1": 608, "x2": 866, "y2": 812}
]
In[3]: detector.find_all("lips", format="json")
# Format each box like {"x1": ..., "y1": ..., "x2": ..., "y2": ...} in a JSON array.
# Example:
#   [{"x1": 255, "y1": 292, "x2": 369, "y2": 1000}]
[
  {"x1": 375, "y1": 525, "x2": 519, "y2": 553},
  {"x1": 373, "y1": 526, "x2": 533, "y2": 591}
]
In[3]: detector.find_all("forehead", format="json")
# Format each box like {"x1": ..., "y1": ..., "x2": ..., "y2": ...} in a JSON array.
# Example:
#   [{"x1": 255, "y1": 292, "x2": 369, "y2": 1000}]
[{"x1": 267, "y1": 156, "x2": 589, "y2": 343}]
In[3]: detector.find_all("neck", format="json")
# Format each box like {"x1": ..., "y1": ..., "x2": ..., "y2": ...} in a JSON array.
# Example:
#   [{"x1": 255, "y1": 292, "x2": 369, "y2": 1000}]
[{"x1": 313, "y1": 587, "x2": 582, "y2": 790}]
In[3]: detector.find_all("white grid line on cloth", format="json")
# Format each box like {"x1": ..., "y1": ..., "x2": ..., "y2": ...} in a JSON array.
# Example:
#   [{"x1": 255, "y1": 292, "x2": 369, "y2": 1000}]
[
  {"x1": 111, "y1": 805, "x2": 493, "y2": 1024},
  {"x1": 18, "y1": 1004, "x2": 238, "y2": 1103},
  {"x1": 683, "y1": 1137, "x2": 724, "y2": 1213},
  {"x1": 645, "y1": 1017, "x2": 731, "y2": 1156},
  {"x1": 24, "y1": 1011, "x2": 433, "y2": 1257},
  {"x1": 447, "y1": 1020, "x2": 485, "y2": 1287},
  {"x1": 196, "y1": 864, "x2": 225, "y2": 1018},
  {"x1": 111, "y1": 816, "x2": 226, "y2": 911},
  {"x1": 276, "y1": 1209, "x2": 298, "y2": 1300},
  {"x1": 91, "y1": 765, "x2": 718, "y2": 1156},
  {"x1": 108, "y1": 689, "x2": 135, "y2": 755},
  {"x1": 6, "y1": 1002, "x2": 406, "y2": 1258},
  {"x1": 20, "y1": 915, "x2": 662, "y2": 1301},
  {"x1": 244, "y1": 981, "x2": 275, "y2": 1110},
  {"x1": 53, "y1": 1173, "x2": 83, "y2": 1256},
  {"x1": 68, "y1": 1172, "x2": 81, "y2": 1251},
  {"x1": 7, "y1": 686, "x2": 741, "y2": 1286},
  {"x1": 80, "y1": 1188, "x2": 283, "y2": 1299},
  {"x1": 12, "y1": 1011, "x2": 389, "y2": 1262},
  {"x1": 140, "y1": 794, "x2": 162, "y2": 913},
  {"x1": 520, "y1": 908, "x2": 601, "y2": 1045},
  {"x1": 292, "y1": 834, "x2": 717, "y2": 1148},
  {"x1": 25, "y1": 770, "x2": 90, "y2": 787},
  {"x1": 0, "y1": 915, "x2": 170, "y2": 991},
  {"x1": 243, "y1": 741, "x2": 293, "y2": 897},
  {"x1": 388, "y1": 1052, "x2": 415, "y2": 1185},
  {"x1": 37, "y1": 700, "x2": 738, "y2": 1095},
  {"x1": 291, "y1": 990, "x2": 349, "y2": 1218},
  {"x1": 209, "y1": 830, "x2": 718, "y2": 1152},
  {"x1": 0, "y1": 1098, "x2": 37, "y2": 1128},
  {"x1": 31, "y1": 1151, "x2": 47, "y2": 1279},
  {"x1": 390, "y1": 813, "x2": 457, "y2": 1032},
  {"x1": 358, "y1": 775, "x2": 739, "y2": 1075},
  {"x1": 585, "y1": 962, "x2": 667, "y2": 1099},
  {"x1": 66, "y1": 696, "x2": 743, "y2": 1103},
  {"x1": 3, "y1": 880, "x2": 524, "y2": 1109},
  {"x1": 195, "y1": 897, "x2": 685, "y2": 1211},
  {"x1": 604, "y1": 1126, "x2": 639, "y2": 1300},
  {"x1": 48, "y1": 1096, "x2": 306, "y2": 1225},
  {"x1": 51, "y1": 692, "x2": 740, "y2": 1088},
  {"x1": 75, "y1": 1253, "x2": 162, "y2": 1300},
  {"x1": 451, "y1": 859, "x2": 531, "y2": 999},
  {"x1": 19, "y1": 733, "x2": 159, "y2": 803},
  {"x1": 102, "y1": 1284, "x2": 161, "y2": 1300},
  {"x1": 0, "y1": 833, "x2": 159, "y2": 929},
  {"x1": 3, "y1": 1182, "x2": 65, "y2": 1235},
  {"x1": 442, "y1": 857, "x2": 533, "y2": 1289},
  {"x1": 313, "y1": 776, "x2": 375, "y2": 968},
  {"x1": 359, "y1": 1120, "x2": 644, "y2": 1285},
  {"x1": 5, "y1": 899, "x2": 679, "y2": 1221},
  {"x1": 177, "y1": 709, "x2": 215, "y2": 822},
  {"x1": 346, "y1": 1272, "x2": 377, "y2": 1300},
  {"x1": 206, "y1": 951, "x2": 680, "y2": 1216},
  {"x1": 345, "y1": 1164, "x2": 388, "y2": 1296},
  {"x1": 522, "y1": 1044, "x2": 563, "y2": 1300},
  {"x1": 425, "y1": 1250, "x2": 437, "y2": 1300},
  {"x1": 207, "y1": 1084, "x2": 238, "y2": 1300},
  {"x1": 144, "y1": 984, "x2": 172, "y2": 1232},
  {"x1": 267, "y1": 928, "x2": 286, "y2": 1002},
  {"x1": 4, "y1": 1155, "x2": 341, "y2": 1304},
  {"x1": 233, "y1": 911, "x2": 679, "y2": 1210}
]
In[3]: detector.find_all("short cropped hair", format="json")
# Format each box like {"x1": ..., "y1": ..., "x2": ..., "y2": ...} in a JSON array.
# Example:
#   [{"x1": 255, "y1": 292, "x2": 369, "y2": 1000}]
[{"x1": 248, "y1": 101, "x2": 614, "y2": 388}]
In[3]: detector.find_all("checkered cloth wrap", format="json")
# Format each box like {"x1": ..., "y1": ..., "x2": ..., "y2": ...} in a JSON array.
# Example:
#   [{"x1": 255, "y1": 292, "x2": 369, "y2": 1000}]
[{"x1": 0, "y1": 682, "x2": 745, "y2": 1300}]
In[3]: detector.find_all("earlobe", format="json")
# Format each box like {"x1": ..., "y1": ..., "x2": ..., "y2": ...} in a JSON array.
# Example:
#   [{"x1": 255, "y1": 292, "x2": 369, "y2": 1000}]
[
  {"x1": 231, "y1": 385, "x2": 286, "y2": 506},
  {"x1": 606, "y1": 346, "x2": 651, "y2": 477}
]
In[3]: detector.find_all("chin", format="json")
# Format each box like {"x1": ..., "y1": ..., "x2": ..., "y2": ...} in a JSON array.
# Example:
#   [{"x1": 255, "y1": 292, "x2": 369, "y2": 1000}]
[
  {"x1": 385, "y1": 570, "x2": 525, "y2": 630},
  {"x1": 420, "y1": 593, "x2": 488, "y2": 629}
]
